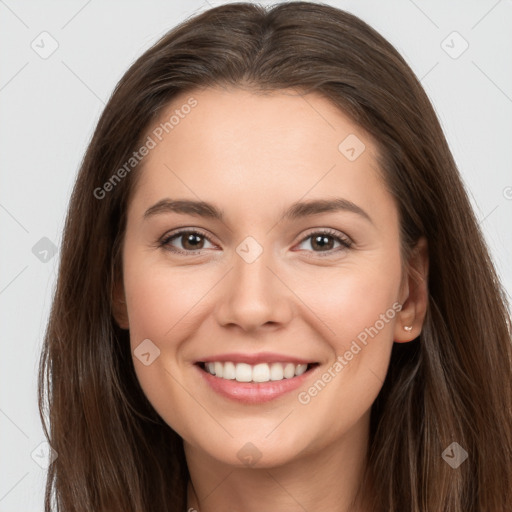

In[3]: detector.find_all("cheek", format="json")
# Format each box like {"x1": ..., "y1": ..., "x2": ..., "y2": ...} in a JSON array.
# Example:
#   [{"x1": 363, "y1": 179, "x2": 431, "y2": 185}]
[
  {"x1": 287, "y1": 308, "x2": 398, "y2": 452},
  {"x1": 293, "y1": 251, "x2": 402, "y2": 349},
  {"x1": 288, "y1": 253, "x2": 401, "y2": 424},
  {"x1": 123, "y1": 254, "x2": 212, "y2": 342},
  {"x1": 122, "y1": 249, "x2": 227, "y2": 432},
  {"x1": 122, "y1": 254, "x2": 198, "y2": 435},
  {"x1": 332, "y1": 272, "x2": 399, "y2": 345}
]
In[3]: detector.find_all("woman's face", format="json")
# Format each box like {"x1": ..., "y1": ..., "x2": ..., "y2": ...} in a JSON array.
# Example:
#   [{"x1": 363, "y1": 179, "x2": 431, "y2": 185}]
[{"x1": 117, "y1": 87, "x2": 412, "y2": 468}]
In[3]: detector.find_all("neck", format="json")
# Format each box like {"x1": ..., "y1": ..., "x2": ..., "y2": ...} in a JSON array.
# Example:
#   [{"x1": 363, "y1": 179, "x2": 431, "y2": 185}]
[{"x1": 184, "y1": 410, "x2": 372, "y2": 512}]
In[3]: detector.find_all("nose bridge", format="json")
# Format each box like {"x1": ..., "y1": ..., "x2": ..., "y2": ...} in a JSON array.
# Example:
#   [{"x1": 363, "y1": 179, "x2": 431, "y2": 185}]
[
  {"x1": 232, "y1": 234, "x2": 276, "y2": 300},
  {"x1": 215, "y1": 234, "x2": 291, "y2": 330}
]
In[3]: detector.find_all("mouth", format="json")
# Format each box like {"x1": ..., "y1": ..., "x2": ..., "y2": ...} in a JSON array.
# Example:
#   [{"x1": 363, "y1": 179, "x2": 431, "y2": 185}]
[
  {"x1": 195, "y1": 358, "x2": 320, "y2": 403},
  {"x1": 197, "y1": 361, "x2": 319, "y2": 383}
]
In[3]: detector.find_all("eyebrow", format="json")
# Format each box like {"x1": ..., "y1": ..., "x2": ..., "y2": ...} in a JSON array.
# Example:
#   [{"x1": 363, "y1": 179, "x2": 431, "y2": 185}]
[{"x1": 143, "y1": 197, "x2": 373, "y2": 225}]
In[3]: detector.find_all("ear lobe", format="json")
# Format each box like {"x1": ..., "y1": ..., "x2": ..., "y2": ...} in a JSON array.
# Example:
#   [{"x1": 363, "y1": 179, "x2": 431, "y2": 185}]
[
  {"x1": 111, "y1": 280, "x2": 129, "y2": 330},
  {"x1": 394, "y1": 236, "x2": 429, "y2": 343}
]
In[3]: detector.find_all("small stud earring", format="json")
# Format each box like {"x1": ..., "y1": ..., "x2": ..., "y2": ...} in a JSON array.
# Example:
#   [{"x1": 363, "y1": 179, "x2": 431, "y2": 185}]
[{"x1": 403, "y1": 325, "x2": 413, "y2": 332}]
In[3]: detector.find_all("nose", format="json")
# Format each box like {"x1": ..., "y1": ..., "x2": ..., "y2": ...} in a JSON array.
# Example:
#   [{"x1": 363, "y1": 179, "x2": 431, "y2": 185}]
[{"x1": 214, "y1": 244, "x2": 293, "y2": 332}]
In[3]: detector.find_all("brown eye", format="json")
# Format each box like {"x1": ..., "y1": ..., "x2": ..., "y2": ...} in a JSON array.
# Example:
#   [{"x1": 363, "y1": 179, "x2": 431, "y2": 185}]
[
  {"x1": 310, "y1": 234, "x2": 336, "y2": 251},
  {"x1": 160, "y1": 230, "x2": 215, "y2": 254},
  {"x1": 296, "y1": 229, "x2": 352, "y2": 255},
  {"x1": 179, "y1": 232, "x2": 205, "y2": 250}
]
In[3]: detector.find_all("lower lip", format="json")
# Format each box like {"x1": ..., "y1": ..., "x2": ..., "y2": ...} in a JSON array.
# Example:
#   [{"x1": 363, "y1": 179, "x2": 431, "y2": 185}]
[{"x1": 196, "y1": 364, "x2": 318, "y2": 404}]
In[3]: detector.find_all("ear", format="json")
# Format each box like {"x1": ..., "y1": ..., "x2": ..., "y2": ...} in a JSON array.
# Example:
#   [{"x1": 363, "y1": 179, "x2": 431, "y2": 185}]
[
  {"x1": 394, "y1": 236, "x2": 429, "y2": 343},
  {"x1": 111, "y1": 278, "x2": 130, "y2": 330}
]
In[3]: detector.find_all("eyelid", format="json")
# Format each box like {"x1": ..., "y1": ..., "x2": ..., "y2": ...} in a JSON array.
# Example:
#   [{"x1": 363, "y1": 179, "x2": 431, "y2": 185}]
[{"x1": 298, "y1": 227, "x2": 352, "y2": 245}]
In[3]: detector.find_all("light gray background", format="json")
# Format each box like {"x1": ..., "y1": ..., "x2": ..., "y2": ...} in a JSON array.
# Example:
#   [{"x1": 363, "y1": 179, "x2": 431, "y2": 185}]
[{"x1": 1, "y1": 0, "x2": 511, "y2": 510}]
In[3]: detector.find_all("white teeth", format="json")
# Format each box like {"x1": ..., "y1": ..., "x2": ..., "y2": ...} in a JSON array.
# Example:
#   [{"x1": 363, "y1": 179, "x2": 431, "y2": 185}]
[
  {"x1": 269, "y1": 362, "x2": 284, "y2": 381},
  {"x1": 223, "y1": 361, "x2": 236, "y2": 380},
  {"x1": 295, "y1": 363, "x2": 308, "y2": 376},
  {"x1": 283, "y1": 363, "x2": 296, "y2": 379},
  {"x1": 252, "y1": 363, "x2": 270, "y2": 383},
  {"x1": 203, "y1": 361, "x2": 311, "y2": 382},
  {"x1": 214, "y1": 361, "x2": 224, "y2": 378},
  {"x1": 235, "y1": 363, "x2": 252, "y2": 382}
]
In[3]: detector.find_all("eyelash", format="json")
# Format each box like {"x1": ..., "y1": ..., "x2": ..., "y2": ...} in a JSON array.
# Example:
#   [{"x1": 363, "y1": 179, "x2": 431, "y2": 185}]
[{"x1": 158, "y1": 228, "x2": 353, "y2": 257}]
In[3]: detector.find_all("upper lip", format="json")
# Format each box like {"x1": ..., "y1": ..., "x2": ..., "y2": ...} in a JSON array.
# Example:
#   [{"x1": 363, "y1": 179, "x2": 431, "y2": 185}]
[{"x1": 198, "y1": 352, "x2": 316, "y2": 365}]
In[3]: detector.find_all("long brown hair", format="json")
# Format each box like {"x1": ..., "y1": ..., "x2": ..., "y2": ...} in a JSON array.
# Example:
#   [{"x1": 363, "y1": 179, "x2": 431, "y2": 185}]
[{"x1": 38, "y1": 2, "x2": 512, "y2": 511}]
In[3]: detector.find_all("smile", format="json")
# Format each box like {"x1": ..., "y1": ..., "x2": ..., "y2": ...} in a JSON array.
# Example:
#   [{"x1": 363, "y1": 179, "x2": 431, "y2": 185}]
[
  {"x1": 195, "y1": 355, "x2": 320, "y2": 404},
  {"x1": 200, "y1": 361, "x2": 313, "y2": 382}
]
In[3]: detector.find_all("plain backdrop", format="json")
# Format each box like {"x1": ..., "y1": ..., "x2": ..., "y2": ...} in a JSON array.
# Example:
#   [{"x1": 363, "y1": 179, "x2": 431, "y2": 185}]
[{"x1": 1, "y1": 0, "x2": 511, "y2": 510}]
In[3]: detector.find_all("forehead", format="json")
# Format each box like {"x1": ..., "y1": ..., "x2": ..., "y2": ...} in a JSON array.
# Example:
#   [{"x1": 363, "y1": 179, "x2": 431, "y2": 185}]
[
  {"x1": 147, "y1": 86, "x2": 374, "y2": 164},
  {"x1": 128, "y1": 86, "x2": 394, "y2": 229}
]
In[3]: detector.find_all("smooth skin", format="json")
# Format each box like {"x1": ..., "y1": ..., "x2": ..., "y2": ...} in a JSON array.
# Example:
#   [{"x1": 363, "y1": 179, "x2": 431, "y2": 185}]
[{"x1": 113, "y1": 87, "x2": 429, "y2": 512}]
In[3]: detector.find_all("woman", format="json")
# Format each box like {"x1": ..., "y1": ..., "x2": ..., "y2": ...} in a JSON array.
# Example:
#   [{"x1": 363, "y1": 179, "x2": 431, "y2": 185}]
[{"x1": 38, "y1": 2, "x2": 512, "y2": 511}]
